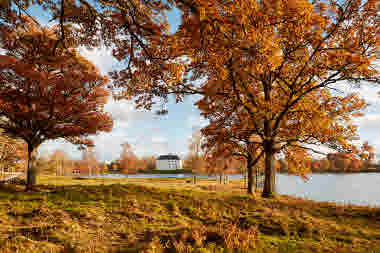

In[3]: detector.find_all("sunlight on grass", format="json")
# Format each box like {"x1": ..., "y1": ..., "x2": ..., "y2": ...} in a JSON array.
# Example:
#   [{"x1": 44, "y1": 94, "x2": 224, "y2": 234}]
[{"x1": 0, "y1": 175, "x2": 379, "y2": 252}]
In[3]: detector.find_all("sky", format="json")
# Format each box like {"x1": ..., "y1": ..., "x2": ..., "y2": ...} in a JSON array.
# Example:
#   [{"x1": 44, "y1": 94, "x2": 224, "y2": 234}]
[{"x1": 16, "y1": 4, "x2": 380, "y2": 163}]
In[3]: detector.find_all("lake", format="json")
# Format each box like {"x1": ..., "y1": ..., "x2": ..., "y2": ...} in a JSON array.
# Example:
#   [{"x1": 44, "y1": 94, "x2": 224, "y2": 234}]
[
  {"x1": 276, "y1": 173, "x2": 380, "y2": 207},
  {"x1": 85, "y1": 173, "x2": 380, "y2": 207}
]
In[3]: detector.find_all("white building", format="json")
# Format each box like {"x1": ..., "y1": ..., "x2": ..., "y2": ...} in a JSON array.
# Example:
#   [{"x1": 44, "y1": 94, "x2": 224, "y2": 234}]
[{"x1": 156, "y1": 154, "x2": 182, "y2": 170}]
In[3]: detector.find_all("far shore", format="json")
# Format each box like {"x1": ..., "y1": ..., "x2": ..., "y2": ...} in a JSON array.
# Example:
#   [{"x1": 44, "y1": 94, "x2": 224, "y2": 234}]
[{"x1": 111, "y1": 167, "x2": 380, "y2": 176}]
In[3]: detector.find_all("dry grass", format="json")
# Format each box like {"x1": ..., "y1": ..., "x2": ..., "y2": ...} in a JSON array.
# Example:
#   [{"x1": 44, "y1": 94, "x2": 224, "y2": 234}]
[{"x1": 0, "y1": 175, "x2": 379, "y2": 252}]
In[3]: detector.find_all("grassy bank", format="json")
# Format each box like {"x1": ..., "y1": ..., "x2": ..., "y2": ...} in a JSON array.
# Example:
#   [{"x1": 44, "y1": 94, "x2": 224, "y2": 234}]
[{"x1": 0, "y1": 176, "x2": 380, "y2": 253}]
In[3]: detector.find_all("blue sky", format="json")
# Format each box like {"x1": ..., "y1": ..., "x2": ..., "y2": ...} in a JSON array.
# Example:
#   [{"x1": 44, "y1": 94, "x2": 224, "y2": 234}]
[{"x1": 17, "y1": 4, "x2": 380, "y2": 163}]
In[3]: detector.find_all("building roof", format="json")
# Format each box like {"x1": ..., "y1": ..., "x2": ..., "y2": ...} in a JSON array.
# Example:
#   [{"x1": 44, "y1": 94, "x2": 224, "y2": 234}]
[{"x1": 157, "y1": 154, "x2": 181, "y2": 160}]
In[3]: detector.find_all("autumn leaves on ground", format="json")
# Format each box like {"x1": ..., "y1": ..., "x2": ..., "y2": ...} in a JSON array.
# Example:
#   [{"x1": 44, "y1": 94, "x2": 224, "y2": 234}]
[{"x1": 0, "y1": 177, "x2": 379, "y2": 253}]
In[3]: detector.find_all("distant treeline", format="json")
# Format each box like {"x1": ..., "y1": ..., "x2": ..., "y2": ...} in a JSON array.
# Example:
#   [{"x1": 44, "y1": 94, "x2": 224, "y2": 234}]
[{"x1": 277, "y1": 152, "x2": 377, "y2": 173}]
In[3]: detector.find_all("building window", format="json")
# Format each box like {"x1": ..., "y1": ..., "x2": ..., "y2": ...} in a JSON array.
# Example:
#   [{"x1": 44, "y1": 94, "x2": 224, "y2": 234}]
[{"x1": 168, "y1": 160, "x2": 177, "y2": 169}]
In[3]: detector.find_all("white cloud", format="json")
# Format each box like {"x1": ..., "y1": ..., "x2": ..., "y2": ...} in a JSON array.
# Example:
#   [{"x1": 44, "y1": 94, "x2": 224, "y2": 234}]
[
  {"x1": 104, "y1": 99, "x2": 135, "y2": 130},
  {"x1": 133, "y1": 138, "x2": 168, "y2": 157},
  {"x1": 357, "y1": 86, "x2": 380, "y2": 106},
  {"x1": 152, "y1": 136, "x2": 168, "y2": 143},
  {"x1": 102, "y1": 98, "x2": 162, "y2": 143},
  {"x1": 90, "y1": 132, "x2": 125, "y2": 162},
  {"x1": 38, "y1": 140, "x2": 82, "y2": 160},
  {"x1": 105, "y1": 98, "x2": 160, "y2": 125},
  {"x1": 149, "y1": 136, "x2": 169, "y2": 155},
  {"x1": 329, "y1": 80, "x2": 380, "y2": 106},
  {"x1": 79, "y1": 46, "x2": 118, "y2": 76},
  {"x1": 355, "y1": 114, "x2": 380, "y2": 130}
]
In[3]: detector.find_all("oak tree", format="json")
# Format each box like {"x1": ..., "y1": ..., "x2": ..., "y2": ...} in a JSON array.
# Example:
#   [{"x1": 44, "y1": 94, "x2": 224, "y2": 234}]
[
  {"x1": 0, "y1": 15, "x2": 113, "y2": 190},
  {"x1": 95, "y1": 0, "x2": 379, "y2": 197},
  {"x1": 173, "y1": 0, "x2": 379, "y2": 197}
]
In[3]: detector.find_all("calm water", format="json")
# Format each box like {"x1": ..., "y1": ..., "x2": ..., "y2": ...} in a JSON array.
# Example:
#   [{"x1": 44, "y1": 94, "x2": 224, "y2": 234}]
[
  {"x1": 276, "y1": 173, "x2": 380, "y2": 207},
  {"x1": 85, "y1": 173, "x2": 380, "y2": 207}
]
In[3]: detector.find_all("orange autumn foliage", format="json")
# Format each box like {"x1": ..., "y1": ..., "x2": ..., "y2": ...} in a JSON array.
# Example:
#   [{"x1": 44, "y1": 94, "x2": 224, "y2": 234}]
[
  {"x1": 119, "y1": 142, "x2": 139, "y2": 174},
  {"x1": 180, "y1": 0, "x2": 379, "y2": 197},
  {"x1": 0, "y1": 15, "x2": 113, "y2": 189},
  {"x1": 0, "y1": 129, "x2": 27, "y2": 173}
]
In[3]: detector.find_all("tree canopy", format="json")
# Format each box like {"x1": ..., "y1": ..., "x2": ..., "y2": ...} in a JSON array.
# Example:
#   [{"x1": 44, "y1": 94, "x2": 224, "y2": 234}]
[
  {"x1": 178, "y1": 0, "x2": 379, "y2": 196},
  {"x1": 0, "y1": 14, "x2": 113, "y2": 189}
]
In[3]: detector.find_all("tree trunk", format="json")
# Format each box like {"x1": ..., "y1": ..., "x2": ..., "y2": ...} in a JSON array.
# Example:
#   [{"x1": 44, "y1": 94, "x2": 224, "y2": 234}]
[
  {"x1": 219, "y1": 174, "x2": 222, "y2": 184},
  {"x1": 243, "y1": 170, "x2": 247, "y2": 189},
  {"x1": 255, "y1": 165, "x2": 259, "y2": 191},
  {"x1": 271, "y1": 162, "x2": 276, "y2": 194},
  {"x1": 262, "y1": 77, "x2": 275, "y2": 198},
  {"x1": 247, "y1": 165, "x2": 254, "y2": 194},
  {"x1": 25, "y1": 144, "x2": 36, "y2": 191},
  {"x1": 262, "y1": 142, "x2": 276, "y2": 198}
]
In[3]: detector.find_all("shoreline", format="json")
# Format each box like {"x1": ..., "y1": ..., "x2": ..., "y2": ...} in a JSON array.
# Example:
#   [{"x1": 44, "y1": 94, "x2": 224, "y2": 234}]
[{"x1": 109, "y1": 170, "x2": 380, "y2": 176}]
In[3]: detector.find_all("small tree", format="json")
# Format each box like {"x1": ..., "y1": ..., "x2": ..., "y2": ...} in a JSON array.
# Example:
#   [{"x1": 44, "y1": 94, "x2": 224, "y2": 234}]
[
  {"x1": 82, "y1": 147, "x2": 100, "y2": 175},
  {"x1": 49, "y1": 149, "x2": 71, "y2": 176},
  {"x1": 0, "y1": 16, "x2": 113, "y2": 190},
  {"x1": 359, "y1": 141, "x2": 375, "y2": 169},
  {"x1": 137, "y1": 155, "x2": 156, "y2": 171},
  {"x1": 110, "y1": 160, "x2": 120, "y2": 172},
  {"x1": 319, "y1": 158, "x2": 331, "y2": 171},
  {"x1": 186, "y1": 129, "x2": 207, "y2": 173},
  {"x1": 100, "y1": 162, "x2": 108, "y2": 174},
  {"x1": 119, "y1": 142, "x2": 138, "y2": 174},
  {"x1": 311, "y1": 160, "x2": 321, "y2": 172}
]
